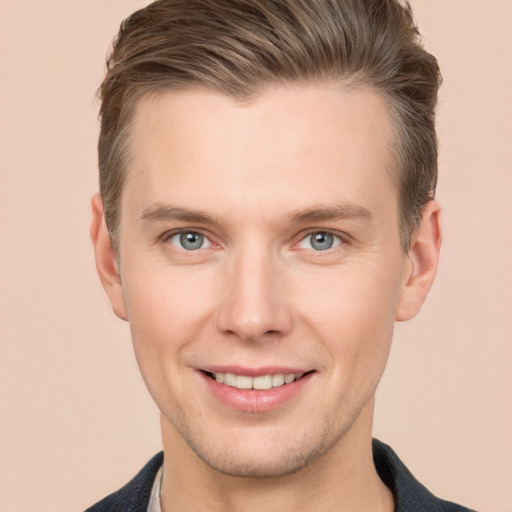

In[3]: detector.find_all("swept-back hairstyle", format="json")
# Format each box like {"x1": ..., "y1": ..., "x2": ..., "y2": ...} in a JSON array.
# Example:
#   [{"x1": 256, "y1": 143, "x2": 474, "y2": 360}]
[{"x1": 98, "y1": 0, "x2": 441, "y2": 252}]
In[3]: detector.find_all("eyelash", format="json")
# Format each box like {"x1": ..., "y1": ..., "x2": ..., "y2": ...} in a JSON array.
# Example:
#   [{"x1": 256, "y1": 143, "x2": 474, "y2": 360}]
[
  {"x1": 295, "y1": 230, "x2": 344, "y2": 252},
  {"x1": 162, "y1": 228, "x2": 347, "y2": 254},
  {"x1": 163, "y1": 229, "x2": 216, "y2": 252}
]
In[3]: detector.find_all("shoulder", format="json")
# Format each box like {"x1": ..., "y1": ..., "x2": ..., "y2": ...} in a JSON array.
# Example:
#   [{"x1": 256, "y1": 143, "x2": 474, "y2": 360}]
[
  {"x1": 372, "y1": 439, "x2": 477, "y2": 512},
  {"x1": 84, "y1": 452, "x2": 164, "y2": 512}
]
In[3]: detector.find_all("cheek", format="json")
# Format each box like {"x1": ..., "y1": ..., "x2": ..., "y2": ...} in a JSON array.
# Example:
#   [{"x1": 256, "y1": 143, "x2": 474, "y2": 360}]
[
  {"x1": 121, "y1": 264, "x2": 217, "y2": 370},
  {"x1": 294, "y1": 261, "x2": 401, "y2": 372},
  {"x1": 120, "y1": 265, "x2": 220, "y2": 414}
]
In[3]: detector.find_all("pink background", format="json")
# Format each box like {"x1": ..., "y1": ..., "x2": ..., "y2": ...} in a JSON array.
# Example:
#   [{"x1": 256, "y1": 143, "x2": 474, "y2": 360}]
[{"x1": 1, "y1": 1, "x2": 510, "y2": 510}]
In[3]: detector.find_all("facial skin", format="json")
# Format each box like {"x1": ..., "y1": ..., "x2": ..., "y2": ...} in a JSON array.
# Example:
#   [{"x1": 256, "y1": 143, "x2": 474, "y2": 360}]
[{"x1": 91, "y1": 84, "x2": 441, "y2": 511}]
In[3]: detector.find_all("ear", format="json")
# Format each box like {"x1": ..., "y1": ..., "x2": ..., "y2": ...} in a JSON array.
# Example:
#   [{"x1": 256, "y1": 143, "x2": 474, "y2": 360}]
[
  {"x1": 395, "y1": 200, "x2": 442, "y2": 322},
  {"x1": 90, "y1": 193, "x2": 128, "y2": 321}
]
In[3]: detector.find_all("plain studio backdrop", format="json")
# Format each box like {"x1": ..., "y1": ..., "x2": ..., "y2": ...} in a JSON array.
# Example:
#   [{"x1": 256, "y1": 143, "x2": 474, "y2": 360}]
[{"x1": 0, "y1": 1, "x2": 510, "y2": 511}]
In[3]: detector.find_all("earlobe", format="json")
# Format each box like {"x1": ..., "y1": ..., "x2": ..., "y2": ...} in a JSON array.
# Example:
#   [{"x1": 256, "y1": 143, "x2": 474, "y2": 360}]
[
  {"x1": 90, "y1": 193, "x2": 128, "y2": 321},
  {"x1": 395, "y1": 200, "x2": 442, "y2": 322}
]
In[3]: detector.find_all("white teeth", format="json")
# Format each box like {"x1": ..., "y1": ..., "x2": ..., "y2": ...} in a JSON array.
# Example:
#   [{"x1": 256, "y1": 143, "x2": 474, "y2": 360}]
[
  {"x1": 224, "y1": 373, "x2": 236, "y2": 386},
  {"x1": 235, "y1": 375, "x2": 253, "y2": 389},
  {"x1": 272, "y1": 373, "x2": 285, "y2": 387},
  {"x1": 212, "y1": 372, "x2": 304, "y2": 390},
  {"x1": 253, "y1": 375, "x2": 272, "y2": 390}
]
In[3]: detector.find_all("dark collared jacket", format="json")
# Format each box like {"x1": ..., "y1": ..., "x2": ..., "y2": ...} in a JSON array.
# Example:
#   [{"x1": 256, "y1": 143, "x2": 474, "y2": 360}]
[{"x1": 85, "y1": 439, "x2": 476, "y2": 511}]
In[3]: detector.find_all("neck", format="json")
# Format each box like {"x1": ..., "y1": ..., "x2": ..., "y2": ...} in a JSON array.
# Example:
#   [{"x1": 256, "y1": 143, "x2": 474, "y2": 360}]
[{"x1": 159, "y1": 399, "x2": 393, "y2": 512}]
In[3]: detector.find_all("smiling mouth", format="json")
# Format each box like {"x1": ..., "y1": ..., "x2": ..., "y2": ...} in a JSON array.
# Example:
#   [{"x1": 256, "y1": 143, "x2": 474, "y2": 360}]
[{"x1": 203, "y1": 371, "x2": 312, "y2": 390}]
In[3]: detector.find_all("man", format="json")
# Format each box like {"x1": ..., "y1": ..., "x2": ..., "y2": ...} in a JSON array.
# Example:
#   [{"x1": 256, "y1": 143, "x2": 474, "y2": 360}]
[{"x1": 87, "y1": 1, "x2": 475, "y2": 511}]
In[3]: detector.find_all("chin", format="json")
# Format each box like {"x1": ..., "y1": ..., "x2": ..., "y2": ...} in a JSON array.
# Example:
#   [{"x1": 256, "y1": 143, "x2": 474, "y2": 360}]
[
  {"x1": 176, "y1": 417, "x2": 348, "y2": 479},
  {"x1": 192, "y1": 443, "x2": 324, "y2": 478}
]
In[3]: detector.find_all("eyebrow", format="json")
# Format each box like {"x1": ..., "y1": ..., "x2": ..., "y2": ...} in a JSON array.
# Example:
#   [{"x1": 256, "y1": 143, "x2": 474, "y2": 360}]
[
  {"x1": 139, "y1": 203, "x2": 373, "y2": 226},
  {"x1": 140, "y1": 204, "x2": 216, "y2": 224},
  {"x1": 289, "y1": 204, "x2": 373, "y2": 224}
]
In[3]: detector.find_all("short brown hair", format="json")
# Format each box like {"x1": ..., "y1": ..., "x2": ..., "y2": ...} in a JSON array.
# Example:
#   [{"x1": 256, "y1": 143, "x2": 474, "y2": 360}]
[{"x1": 98, "y1": 0, "x2": 441, "y2": 252}]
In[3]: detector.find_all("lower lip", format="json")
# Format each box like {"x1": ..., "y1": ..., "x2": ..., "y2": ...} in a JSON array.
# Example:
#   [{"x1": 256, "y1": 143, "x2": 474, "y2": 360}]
[{"x1": 201, "y1": 372, "x2": 313, "y2": 413}]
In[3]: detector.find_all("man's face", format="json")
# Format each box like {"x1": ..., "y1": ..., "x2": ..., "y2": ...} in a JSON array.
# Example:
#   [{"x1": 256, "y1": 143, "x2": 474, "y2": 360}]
[{"x1": 112, "y1": 84, "x2": 412, "y2": 476}]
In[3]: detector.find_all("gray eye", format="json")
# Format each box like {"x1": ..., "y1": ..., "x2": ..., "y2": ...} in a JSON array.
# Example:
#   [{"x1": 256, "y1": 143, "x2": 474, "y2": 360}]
[
  {"x1": 298, "y1": 231, "x2": 340, "y2": 251},
  {"x1": 309, "y1": 232, "x2": 334, "y2": 251},
  {"x1": 168, "y1": 231, "x2": 210, "y2": 250},
  {"x1": 180, "y1": 232, "x2": 204, "y2": 250}
]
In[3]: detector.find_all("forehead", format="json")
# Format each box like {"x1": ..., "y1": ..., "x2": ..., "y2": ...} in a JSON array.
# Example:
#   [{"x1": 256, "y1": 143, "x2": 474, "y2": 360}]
[{"x1": 123, "y1": 84, "x2": 396, "y2": 224}]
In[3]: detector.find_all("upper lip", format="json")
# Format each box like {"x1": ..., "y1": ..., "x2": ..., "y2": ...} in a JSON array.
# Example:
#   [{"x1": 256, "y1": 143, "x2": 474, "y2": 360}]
[{"x1": 200, "y1": 365, "x2": 312, "y2": 377}]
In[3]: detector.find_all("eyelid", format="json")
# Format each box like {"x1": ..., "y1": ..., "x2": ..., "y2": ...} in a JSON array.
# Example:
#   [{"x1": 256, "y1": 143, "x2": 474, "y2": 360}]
[
  {"x1": 159, "y1": 227, "x2": 349, "y2": 252},
  {"x1": 293, "y1": 229, "x2": 347, "y2": 250},
  {"x1": 162, "y1": 228, "x2": 218, "y2": 250}
]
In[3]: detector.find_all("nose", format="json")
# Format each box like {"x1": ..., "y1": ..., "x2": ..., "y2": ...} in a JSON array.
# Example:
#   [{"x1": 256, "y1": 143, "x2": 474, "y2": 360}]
[{"x1": 216, "y1": 248, "x2": 294, "y2": 342}]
